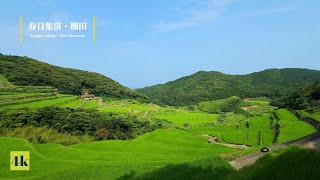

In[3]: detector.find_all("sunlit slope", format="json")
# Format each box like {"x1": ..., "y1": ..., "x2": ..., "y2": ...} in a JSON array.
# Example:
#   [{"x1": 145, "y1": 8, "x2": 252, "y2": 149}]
[
  {"x1": 189, "y1": 109, "x2": 317, "y2": 147},
  {"x1": 0, "y1": 129, "x2": 239, "y2": 179},
  {"x1": 0, "y1": 54, "x2": 146, "y2": 99},
  {"x1": 276, "y1": 109, "x2": 317, "y2": 142}
]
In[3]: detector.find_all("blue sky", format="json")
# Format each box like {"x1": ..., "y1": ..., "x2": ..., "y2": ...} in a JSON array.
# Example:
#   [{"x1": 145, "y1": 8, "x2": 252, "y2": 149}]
[{"x1": 0, "y1": 0, "x2": 319, "y2": 88}]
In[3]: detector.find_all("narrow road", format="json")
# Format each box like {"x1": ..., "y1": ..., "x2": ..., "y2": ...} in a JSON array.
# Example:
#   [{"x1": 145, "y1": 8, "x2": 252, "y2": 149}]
[
  {"x1": 199, "y1": 134, "x2": 251, "y2": 150},
  {"x1": 230, "y1": 132, "x2": 320, "y2": 170}
]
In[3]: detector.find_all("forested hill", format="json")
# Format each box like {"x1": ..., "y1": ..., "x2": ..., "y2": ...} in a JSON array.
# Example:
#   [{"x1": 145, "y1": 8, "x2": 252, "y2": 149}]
[
  {"x1": 0, "y1": 54, "x2": 146, "y2": 99},
  {"x1": 271, "y1": 80, "x2": 320, "y2": 110},
  {"x1": 137, "y1": 68, "x2": 320, "y2": 106}
]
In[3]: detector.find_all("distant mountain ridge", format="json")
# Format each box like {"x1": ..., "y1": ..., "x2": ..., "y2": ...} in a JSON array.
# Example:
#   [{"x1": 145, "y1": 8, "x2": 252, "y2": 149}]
[
  {"x1": 137, "y1": 68, "x2": 320, "y2": 106},
  {"x1": 0, "y1": 54, "x2": 146, "y2": 99}
]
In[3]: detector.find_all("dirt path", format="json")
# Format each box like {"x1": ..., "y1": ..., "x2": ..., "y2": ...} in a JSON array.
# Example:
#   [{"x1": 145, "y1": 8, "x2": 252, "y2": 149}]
[
  {"x1": 98, "y1": 97, "x2": 103, "y2": 107},
  {"x1": 75, "y1": 99, "x2": 87, "y2": 109},
  {"x1": 198, "y1": 134, "x2": 251, "y2": 150},
  {"x1": 142, "y1": 111, "x2": 149, "y2": 118},
  {"x1": 230, "y1": 114, "x2": 320, "y2": 170}
]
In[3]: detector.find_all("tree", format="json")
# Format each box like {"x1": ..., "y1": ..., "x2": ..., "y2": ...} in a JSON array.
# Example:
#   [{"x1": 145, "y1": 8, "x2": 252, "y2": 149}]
[{"x1": 94, "y1": 128, "x2": 112, "y2": 140}]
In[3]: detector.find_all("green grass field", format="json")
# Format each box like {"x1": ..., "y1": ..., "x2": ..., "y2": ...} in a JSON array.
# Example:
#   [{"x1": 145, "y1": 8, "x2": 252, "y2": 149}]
[
  {"x1": 227, "y1": 145, "x2": 320, "y2": 180},
  {"x1": 0, "y1": 87, "x2": 318, "y2": 179},
  {"x1": 239, "y1": 98, "x2": 277, "y2": 116},
  {"x1": 276, "y1": 109, "x2": 317, "y2": 143},
  {"x1": 83, "y1": 99, "x2": 100, "y2": 109},
  {"x1": 188, "y1": 115, "x2": 274, "y2": 146},
  {"x1": 98, "y1": 99, "x2": 219, "y2": 126},
  {"x1": 0, "y1": 95, "x2": 77, "y2": 110},
  {"x1": 0, "y1": 129, "x2": 240, "y2": 179},
  {"x1": 59, "y1": 99, "x2": 84, "y2": 108},
  {"x1": 0, "y1": 93, "x2": 52, "y2": 99},
  {"x1": 99, "y1": 99, "x2": 158, "y2": 114},
  {"x1": 149, "y1": 109, "x2": 219, "y2": 126}
]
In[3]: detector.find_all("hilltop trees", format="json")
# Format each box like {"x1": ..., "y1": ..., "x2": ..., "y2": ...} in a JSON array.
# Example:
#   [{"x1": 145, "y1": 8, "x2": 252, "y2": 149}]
[
  {"x1": 137, "y1": 69, "x2": 320, "y2": 106},
  {"x1": 0, "y1": 54, "x2": 147, "y2": 99},
  {"x1": 271, "y1": 80, "x2": 320, "y2": 110}
]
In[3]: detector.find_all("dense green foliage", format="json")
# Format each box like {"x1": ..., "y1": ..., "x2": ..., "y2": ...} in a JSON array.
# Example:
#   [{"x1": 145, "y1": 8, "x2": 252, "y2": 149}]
[
  {"x1": 0, "y1": 54, "x2": 146, "y2": 99},
  {"x1": 0, "y1": 107, "x2": 166, "y2": 141},
  {"x1": 137, "y1": 69, "x2": 320, "y2": 106},
  {"x1": 0, "y1": 126, "x2": 93, "y2": 145},
  {"x1": 198, "y1": 96, "x2": 241, "y2": 113},
  {"x1": 271, "y1": 80, "x2": 320, "y2": 110}
]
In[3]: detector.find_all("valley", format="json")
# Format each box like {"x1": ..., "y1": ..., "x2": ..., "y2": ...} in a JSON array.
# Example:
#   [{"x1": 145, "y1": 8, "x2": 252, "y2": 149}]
[{"x1": 1, "y1": 55, "x2": 320, "y2": 179}]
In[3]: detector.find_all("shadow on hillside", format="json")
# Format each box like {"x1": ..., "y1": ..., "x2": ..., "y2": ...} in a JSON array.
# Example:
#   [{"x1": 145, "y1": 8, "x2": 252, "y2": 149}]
[
  {"x1": 118, "y1": 146, "x2": 320, "y2": 180},
  {"x1": 117, "y1": 161, "x2": 234, "y2": 180},
  {"x1": 117, "y1": 170, "x2": 136, "y2": 180},
  {"x1": 227, "y1": 145, "x2": 320, "y2": 180}
]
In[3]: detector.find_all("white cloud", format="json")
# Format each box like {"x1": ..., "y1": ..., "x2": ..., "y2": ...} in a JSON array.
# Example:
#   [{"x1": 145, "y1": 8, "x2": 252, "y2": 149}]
[
  {"x1": 154, "y1": 0, "x2": 232, "y2": 32},
  {"x1": 97, "y1": 19, "x2": 111, "y2": 27}
]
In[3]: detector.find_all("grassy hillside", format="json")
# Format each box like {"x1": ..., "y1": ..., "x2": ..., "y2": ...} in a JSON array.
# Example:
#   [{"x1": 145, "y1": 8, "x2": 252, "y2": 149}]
[
  {"x1": 275, "y1": 109, "x2": 316, "y2": 142},
  {"x1": 1, "y1": 135, "x2": 319, "y2": 179},
  {"x1": 1, "y1": 59, "x2": 319, "y2": 179},
  {"x1": 198, "y1": 96, "x2": 240, "y2": 113},
  {"x1": 0, "y1": 93, "x2": 318, "y2": 179},
  {"x1": 137, "y1": 69, "x2": 320, "y2": 106},
  {"x1": 0, "y1": 54, "x2": 146, "y2": 99},
  {"x1": 228, "y1": 145, "x2": 320, "y2": 180},
  {"x1": 299, "y1": 108, "x2": 320, "y2": 122},
  {"x1": 0, "y1": 129, "x2": 239, "y2": 179}
]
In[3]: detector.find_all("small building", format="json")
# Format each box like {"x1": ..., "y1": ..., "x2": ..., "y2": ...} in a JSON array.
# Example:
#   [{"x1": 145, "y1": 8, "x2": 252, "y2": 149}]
[{"x1": 81, "y1": 94, "x2": 95, "y2": 99}]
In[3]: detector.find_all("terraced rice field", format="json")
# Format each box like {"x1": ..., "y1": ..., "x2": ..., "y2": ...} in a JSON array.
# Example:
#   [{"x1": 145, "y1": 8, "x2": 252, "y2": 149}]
[
  {"x1": 189, "y1": 115, "x2": 274, "y2": 147},
  {"x1": 0, "y1": 129, "x2": 239, "y2": 179},
  {"x1": 83, "y1": 99, "x2": 100, "y2": 109},
  {"x1": 0, "y1": 94, "x2": 78, "y2": 110},
  {"x1": 299, "y1": 108, "x2": 320, "y2": 122},
  {"x1": 60, "y1": 99, "x2": 85, "y2": 108},
  {"x1": 149, "y1": 109, "x2": 219, "y2": 126},
  {"x1": 276, "y1": 109, "x2": 317, "y2": 143}
]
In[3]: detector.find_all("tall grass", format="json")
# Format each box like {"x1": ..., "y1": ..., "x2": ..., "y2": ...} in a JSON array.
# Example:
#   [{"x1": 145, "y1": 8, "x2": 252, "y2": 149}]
[
  {"x1": 227, "y1": 145, "x2": 320, "y2": 180},
  {"x1": 0, "y1": 126, "x2": 93, "y2": 145}
]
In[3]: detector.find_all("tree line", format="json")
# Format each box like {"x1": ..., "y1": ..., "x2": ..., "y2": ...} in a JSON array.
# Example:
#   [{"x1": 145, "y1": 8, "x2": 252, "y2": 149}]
[{"x1": 0, "y1": 107, "x2": 169, "y2": 141}]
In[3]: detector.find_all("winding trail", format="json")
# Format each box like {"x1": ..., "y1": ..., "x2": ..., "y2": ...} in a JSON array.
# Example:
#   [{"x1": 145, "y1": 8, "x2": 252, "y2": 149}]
[
  {"x1": 75, "y1": 99, "x2": 87, "y2": 109},
  {"x1": 198, "y1": 134, "x2": 251, "y2": 150},
  {"x1": 229, "y1": 114, "x2": 320, "y2": 170},
  {"x1": 98, "y1": 97, "x2": 103, "y2": 107},
  {"x1": 142, "y1": 111, "x2": 149, "y2": 118}
]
